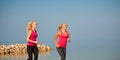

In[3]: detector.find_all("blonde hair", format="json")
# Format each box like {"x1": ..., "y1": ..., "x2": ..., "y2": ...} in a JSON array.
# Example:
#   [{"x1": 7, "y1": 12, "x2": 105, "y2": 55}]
[
  {"x1": 27, "y1": 21, "x2": 36, "y2": 33},
  {"x1": 58, "y1": 23, "x2": 67, "y2": 30},
  {"x1": 58, "y1": 25, "x2": 62, "y2": 30}
]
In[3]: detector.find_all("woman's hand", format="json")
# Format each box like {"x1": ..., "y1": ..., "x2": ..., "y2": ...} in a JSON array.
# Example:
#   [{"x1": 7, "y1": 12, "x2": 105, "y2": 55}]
[
  {"x1": 67, "y1": 38, "x2": 70, "y2": 43},
  {"x1": 35, "y1": 41, "x2": 40, "y2": 44},
  {"x1": 56, "y1": 44, "x2": 60, "y2": 48}
]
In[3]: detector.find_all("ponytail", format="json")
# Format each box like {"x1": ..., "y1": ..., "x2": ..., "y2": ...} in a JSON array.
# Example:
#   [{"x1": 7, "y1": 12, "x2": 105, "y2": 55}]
[
  {"x1": 58, "y1": 25, "x2": 62, "y2": 30},
  {"x1": 27, "y1": 22, "x2": 33, "y2": 33}
]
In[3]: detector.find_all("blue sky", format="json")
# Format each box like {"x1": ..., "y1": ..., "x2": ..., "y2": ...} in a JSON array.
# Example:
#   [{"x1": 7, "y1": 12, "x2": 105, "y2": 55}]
[
  {"x1": 0, "y1": 0, "x2": 119, "y2": 43},
  {"x1": 0, "y1": 0, "x2": 120, "y2": 59},
  {"x1": 0, "y1": 0, "x2": 120, "y2": 47}
]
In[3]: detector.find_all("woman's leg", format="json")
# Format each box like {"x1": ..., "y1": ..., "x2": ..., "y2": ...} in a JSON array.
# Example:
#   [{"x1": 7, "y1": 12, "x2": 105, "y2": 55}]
[
  {"x1": 63, "y1": 48, "x2": 66, "y2": 60},
  {"x1": 57, "y1": 47, "x2": 66, "y2": 60},
  {"x1": 33, "y1": 46, "x2": 38, "y2": 60},
  {"x1": 27, "y1": 46, "x2": 33, "y2": 60}
]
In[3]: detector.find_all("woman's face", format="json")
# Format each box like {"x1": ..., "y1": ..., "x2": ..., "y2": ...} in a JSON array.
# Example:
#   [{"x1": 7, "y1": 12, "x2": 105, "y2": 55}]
[
  {"x1": 32, "y1": 22, "x2": 37, "y2": 29},
  {"x1": 62, "y1": 23, "x2": 67, "y2": 30}
]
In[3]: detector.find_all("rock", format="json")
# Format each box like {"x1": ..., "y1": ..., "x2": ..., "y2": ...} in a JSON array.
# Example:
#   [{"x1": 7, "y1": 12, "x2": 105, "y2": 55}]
[
  {"x1": 0, "y1": 43, "x2": 52, "y2": 55},
  {"x1": 0, "y1": 48, "x2": 4, "y2": 54},
  {"x1": 40, "y1": 45, "x2": 47, "y2": 52},
  {"x1": 46, "y1": 46, "x2": 52, "y2": 52}
]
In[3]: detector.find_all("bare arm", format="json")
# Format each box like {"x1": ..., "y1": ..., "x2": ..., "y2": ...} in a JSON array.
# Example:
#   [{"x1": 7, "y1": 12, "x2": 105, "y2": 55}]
[
  {"x1": 26, "y1": 31, "x2": 37, "y2": 44},
  {"x1": 54, "y1": 32, "x2": 60, "y2": 48},
  {"x1": 67, "y1": 32, "x2": 71, "y2": 43}
]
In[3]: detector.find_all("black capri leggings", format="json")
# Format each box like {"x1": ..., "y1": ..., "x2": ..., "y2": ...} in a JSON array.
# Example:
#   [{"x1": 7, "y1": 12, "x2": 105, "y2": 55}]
[
  {"x1": 57, "y1": 47, "x2": 66, "y2": 60},
  {"x1": 27, "y1": 45, "x2": 38, "y2": 60}
]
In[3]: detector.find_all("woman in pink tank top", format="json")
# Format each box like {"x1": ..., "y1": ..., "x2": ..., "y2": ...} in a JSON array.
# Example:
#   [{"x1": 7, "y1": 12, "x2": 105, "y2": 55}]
[
  {"x1": 26, "y1": 21, "x2": 40, "y2": 60},
  {"x1": 54, "y1": 23, "x2": 71, "y2": 60}
]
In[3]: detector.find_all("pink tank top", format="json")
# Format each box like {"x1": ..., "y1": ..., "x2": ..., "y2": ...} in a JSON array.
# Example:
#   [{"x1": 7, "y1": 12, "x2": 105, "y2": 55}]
[
  {"x1": 27, "y1": 30, "x2": 38, "y2": 46},
  {"x1": 58, "y1": 31, "x2": 69, "y2": 48}
]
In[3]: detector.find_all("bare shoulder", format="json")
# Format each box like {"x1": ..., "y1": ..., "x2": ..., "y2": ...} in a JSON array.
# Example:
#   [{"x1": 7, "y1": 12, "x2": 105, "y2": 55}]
[
  {"x1": 56, "y1": 31, "x2": 61, "y2": 35},
  {"x1": 58, "y1": 31, "x2": 61, "y2": 34},
  {"x1": 28, "y1": 30, "x2": 32, "y2": 34}
]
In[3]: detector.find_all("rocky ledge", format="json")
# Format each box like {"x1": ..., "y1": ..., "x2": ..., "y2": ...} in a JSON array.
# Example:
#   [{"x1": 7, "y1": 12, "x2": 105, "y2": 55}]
[{"x1": 0, "y1": 43, "x2": 52, "y2": 55}]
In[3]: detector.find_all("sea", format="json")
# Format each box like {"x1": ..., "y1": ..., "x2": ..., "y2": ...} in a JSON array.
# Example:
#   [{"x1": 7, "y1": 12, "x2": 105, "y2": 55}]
[{"x1": 0, "y1": 38, "x2": 120, "y2": 60}]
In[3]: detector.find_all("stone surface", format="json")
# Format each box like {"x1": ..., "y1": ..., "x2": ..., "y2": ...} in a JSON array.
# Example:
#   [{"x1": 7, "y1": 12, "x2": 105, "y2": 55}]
[{"x1": 0, "y1": 43, "x2": 52, "y2": 55}]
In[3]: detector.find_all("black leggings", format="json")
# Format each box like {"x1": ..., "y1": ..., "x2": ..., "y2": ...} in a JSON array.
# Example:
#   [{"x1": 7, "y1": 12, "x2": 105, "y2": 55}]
[
  {"x1": 27, "y1": 46, "x2": 38, "y2": 60},
  {"x1": 57, "y1": 47, "x2": 66, "y2": 60}
]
